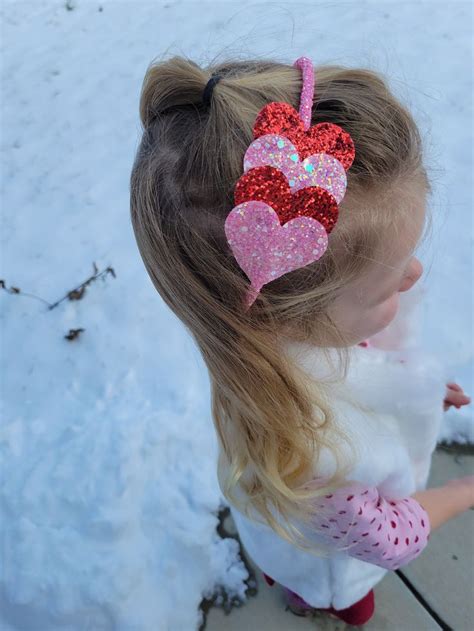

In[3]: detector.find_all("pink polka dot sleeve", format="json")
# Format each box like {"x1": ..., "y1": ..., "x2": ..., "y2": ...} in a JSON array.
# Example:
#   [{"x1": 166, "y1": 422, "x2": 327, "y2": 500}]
[{"x1": 311, "y1": 482, "x2": 431, "y2": 570}]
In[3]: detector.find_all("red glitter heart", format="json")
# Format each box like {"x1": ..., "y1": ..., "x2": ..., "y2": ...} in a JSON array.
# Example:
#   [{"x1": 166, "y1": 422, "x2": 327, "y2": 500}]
[
  {"x1": 234, "y1": 165, "x2": 339, "y2": 233},
  {"x1": 253, "y1": 102, "x2": 355, "y2": 171}
]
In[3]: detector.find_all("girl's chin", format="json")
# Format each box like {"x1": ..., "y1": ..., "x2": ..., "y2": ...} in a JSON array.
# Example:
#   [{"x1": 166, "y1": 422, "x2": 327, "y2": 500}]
[{"x1": 363, "y1": 295, "x2": 401, "y2": 340}]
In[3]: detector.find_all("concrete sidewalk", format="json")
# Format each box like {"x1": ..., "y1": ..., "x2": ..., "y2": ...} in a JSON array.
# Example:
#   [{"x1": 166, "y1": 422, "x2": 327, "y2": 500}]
[{"x1": 204, "y1": 447, "x2": 474, "y2": 630}]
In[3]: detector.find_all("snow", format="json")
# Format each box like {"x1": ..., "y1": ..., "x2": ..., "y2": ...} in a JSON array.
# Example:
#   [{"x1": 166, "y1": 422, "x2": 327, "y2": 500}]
[{"x1": 1, "y1": 0, "x2": 472, "y2": 629}]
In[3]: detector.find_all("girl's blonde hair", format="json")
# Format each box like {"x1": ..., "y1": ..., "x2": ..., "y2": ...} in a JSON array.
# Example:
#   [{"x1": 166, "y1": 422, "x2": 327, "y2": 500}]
[{"x1": 129, "y1": 55, "x2": 429, "y2": 552}]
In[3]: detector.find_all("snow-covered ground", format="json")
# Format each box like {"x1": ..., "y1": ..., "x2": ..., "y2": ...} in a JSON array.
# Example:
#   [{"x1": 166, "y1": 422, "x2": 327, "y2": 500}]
[{"x1": 1, "y1": 1, "x2": 472, "y2": 629}]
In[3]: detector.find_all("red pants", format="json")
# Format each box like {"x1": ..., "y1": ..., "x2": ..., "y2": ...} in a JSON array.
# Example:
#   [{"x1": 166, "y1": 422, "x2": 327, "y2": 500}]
[{"x1": 263, "y1": 573, "x2": 375, "y2": 626}]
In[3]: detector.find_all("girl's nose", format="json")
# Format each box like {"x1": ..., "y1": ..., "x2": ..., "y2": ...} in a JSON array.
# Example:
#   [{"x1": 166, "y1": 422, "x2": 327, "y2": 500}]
[{"x1": 399, "y1": 257, "x2": 423, "y2": 293}]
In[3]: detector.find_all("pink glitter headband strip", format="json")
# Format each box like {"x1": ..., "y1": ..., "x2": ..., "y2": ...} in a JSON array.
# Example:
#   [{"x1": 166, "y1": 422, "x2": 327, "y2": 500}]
[
  {"x1": 224, "y1": 56, "x2": 356, "y2": 309},
  {"x1": 295, "y1": 57, "x2": 315, "y2": 130}
]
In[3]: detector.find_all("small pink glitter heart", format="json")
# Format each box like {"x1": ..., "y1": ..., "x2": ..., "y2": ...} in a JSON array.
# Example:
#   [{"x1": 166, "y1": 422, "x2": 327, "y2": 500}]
[
  {"x1": 225, "y1": 201, "x2": 328, "y2": 308},
  {"x1": 243, "y1": 134, "x2": 347, "y2": 203}
]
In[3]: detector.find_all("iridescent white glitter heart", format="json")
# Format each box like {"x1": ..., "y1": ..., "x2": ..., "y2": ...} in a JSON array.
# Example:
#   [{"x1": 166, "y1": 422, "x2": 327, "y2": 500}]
[
  {"x1": 225, "y1": 200, "x2": 328, "y2": 308},
  {"x1": 243, "y1": 133, "x2": 347, "y2": 203}
]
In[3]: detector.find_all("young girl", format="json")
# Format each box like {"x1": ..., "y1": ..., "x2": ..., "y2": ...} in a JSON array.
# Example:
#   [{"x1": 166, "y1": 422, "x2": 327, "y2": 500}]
[{"x1": 129, "y1": 54, "x2": 472, "y2": 626}]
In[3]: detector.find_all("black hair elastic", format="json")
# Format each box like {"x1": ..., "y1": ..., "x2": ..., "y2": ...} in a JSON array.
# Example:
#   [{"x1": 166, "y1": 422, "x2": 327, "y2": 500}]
[{"x1": 202, "y1": 74, "x2": 223, "y2": 107}]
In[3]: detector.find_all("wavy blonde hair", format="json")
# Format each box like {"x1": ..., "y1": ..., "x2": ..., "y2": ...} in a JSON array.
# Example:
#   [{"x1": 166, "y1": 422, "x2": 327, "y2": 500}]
[{"x1": 129, "y1": 54, "x2": 429, "y2": 553}]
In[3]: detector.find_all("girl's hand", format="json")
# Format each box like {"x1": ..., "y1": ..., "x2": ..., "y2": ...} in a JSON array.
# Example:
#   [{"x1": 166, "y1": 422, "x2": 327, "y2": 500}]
[
  {"x1": 413, "y1": 477, "x2": 474, "y2": 530},
  {"x1": 443, "y1": 382, "x2": 471, "y2": 411},
  {"x1": 444, "y1": 475, "x2": 474, "y2": 508}
]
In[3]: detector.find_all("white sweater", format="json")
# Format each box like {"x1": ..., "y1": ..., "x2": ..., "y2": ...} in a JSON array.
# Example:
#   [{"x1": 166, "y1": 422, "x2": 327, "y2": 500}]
[{"x1": 228, "y1": 338, "x2": 447, "y2": 609}]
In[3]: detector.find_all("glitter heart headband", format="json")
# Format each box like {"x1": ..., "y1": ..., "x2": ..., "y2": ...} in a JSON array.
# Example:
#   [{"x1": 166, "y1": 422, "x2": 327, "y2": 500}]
[{"x1": 224, "y1": 56, "x2": 356, "y2": 309}]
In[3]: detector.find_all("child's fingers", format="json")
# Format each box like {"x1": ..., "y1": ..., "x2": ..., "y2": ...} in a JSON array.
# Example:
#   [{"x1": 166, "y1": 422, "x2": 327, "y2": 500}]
[
  {"x1": 452, "y1": 392, "x2": 471, "y2": 406},
  {"x1": 443, "y1": 392, "x2": 471, "y2": 410},
  {"x1": 446, "y1": 382, "x2": 463, "y2": 393},
  {"x1": 443, "y1": 383, "x2": 471, "y2": 410}
]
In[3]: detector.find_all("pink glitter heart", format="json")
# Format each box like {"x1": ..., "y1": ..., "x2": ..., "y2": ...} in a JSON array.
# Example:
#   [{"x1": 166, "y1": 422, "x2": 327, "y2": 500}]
[
  {"x1": 243, "y1": 134, "x2": 347, "y2": 203},
  {"x1": 225, "y1": 201, "x2": 328, "y2": 308}
]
